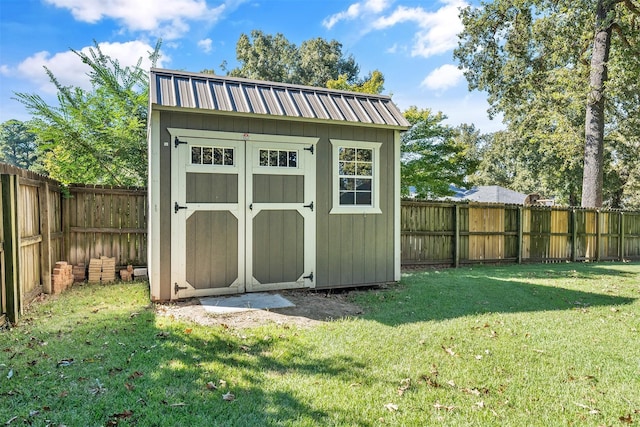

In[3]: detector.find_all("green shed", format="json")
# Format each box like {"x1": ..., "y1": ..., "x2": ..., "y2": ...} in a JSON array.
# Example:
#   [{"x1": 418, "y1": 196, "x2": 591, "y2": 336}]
[{"x1": 147, "y1": 68, "x2": 409, "y2": 301}]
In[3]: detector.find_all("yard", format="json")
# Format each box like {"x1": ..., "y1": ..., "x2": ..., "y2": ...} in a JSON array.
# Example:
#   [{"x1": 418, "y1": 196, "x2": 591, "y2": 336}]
[{"x1": 1, "y1": 263, "x2": 639, "y2": 426}]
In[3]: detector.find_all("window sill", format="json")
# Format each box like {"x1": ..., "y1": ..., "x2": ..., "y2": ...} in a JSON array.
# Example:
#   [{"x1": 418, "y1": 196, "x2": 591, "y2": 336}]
[{"x1": 329, "y1": 206, "x2": 382, "y2": 215}]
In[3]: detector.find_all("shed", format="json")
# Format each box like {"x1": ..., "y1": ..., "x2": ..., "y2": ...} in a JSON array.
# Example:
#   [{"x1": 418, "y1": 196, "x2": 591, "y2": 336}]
[{"x1": 147, "y1": 68, "x2": 410, "y2": 301}]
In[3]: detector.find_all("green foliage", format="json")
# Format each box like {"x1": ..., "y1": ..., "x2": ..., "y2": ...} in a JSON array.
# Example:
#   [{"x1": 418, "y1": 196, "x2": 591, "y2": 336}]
[
  {"x1": 401, "y1": 107, "x2": 479, "y2": 198},
  {"x1": 13, "y1": 40, "x2": 161, "y2": 186},
  {"x1": 0, "y1": 119, "x2": 39, "y2": 169},
  {"x1": 223, "y1": 30, "x2": 382, "y2": 93},
  {"x1": 454, "y1": 0, "x2": 640, "y2": 208}
]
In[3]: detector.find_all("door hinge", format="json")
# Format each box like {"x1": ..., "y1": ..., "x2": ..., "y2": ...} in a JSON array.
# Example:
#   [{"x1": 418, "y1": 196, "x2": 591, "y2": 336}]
[
  {"x1": 304, "y1": 145, "x2": 314, "y2": 155},
  {"x1": 174, "y1": 136, "x2": 187, "y2": 148},
  {"x1": 174, "y1": 202, "x2": 187, "y2": 213},
  {"x1": 303, "y1": 272, "x2": 314, "y2": 282},
  {"x1": 174, "y1": 283, "x2": 188, "y2": 294},
  {"x1": 303, "y1": 201, "x2": 314, "y2": 211}
]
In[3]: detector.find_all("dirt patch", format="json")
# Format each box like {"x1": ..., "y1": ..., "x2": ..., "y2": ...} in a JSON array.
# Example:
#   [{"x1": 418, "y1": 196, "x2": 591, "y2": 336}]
[{"x1": 154, "y1": 288, "x2": 368, "y2": 329}]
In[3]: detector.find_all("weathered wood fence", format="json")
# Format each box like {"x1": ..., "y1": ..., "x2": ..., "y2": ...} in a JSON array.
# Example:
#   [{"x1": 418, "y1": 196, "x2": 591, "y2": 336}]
[
  {"x1": 401, "y1": 200, "x2": 640, "y2": 266},
  {"x1": 1, "y1": 163, "x2": 146, "y2": 325}
]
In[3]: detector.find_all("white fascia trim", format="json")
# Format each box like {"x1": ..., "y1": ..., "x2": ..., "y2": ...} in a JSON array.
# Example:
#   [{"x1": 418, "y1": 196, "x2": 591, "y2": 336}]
[
  {"x1": 393, "y1": 131, "x2": 401, "y2": 281},
  {"x1": 149, "y1": 110, "x2": 161, "y2": 300},
  {"x1": 329, "y1": 139, "x2": 382, "y2": 215}
]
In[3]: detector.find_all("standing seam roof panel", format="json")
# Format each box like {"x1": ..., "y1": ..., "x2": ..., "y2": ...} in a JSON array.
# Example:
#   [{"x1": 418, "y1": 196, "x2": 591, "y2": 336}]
[
  {"x1": 150, "y1": 69, "x2": 410, "y2": 128},
  {"x1": 193, "y1": 79, "x2": 213, "y2": 109}
]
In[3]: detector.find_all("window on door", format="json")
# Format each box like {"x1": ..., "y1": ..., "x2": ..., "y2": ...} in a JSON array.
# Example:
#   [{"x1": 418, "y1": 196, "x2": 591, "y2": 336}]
[
  {"x1": 330, "y1": 139, "x2": 382, "y2": 214},
  {"x1": 191, "y1": 146, "x2": 235, "y2": 166}
]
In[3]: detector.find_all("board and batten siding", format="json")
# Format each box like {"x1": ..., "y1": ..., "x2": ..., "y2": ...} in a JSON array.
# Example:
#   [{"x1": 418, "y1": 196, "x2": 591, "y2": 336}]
[{"x1": 153, "y1": 110, "x2": 397, "y2": 299}]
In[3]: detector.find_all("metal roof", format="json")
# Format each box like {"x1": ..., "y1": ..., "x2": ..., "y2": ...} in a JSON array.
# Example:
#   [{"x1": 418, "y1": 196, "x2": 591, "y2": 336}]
[{"x1": 150, "y1": 68, "x2": 410, "y2": 129}]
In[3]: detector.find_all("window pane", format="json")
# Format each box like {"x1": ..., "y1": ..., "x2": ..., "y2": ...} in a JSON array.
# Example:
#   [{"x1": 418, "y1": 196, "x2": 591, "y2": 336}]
[
  {"x1": 357, "y1": 162, "x2": 372, "y2": 176},
  {"x1": 288, "y1": 151, "x2": 297, "y2": 167},
  {"x1": 191, "y1": 147, "x2": 201, "y2": 164},
  {"x1": 269, "y1": 150, "x2": 278, "y2": 166},
  {"x1": 224, "y1": 148, "x2": 234, "y2": 165},
  {"x1": 212, "y1": 147, "x2": 222, "y2": 165},
  {"x1": 339, "y1": 161, "x2": 355, "y2": 175},
  {"x1": 259, "y1": 149, "x2": 268, "y2": 166},
  {"x1": 339, "y1": 191, "x2": 355, "y2": 205},
  {"x1": 355, "y1": 178, "x2": 371, "y2": 191},
  {"x1": 355, "y1": 191, "x2": 372, "y2": 205},
  {"x1": 339, "y1": 147, "x2": 355, "y2": 161},
  {"x1": 356, "y1": 149, "x2": 372, "y2": 162},
  {"x1": 340, "y1": 178, "x2": 355, "y2": 191},
  {"x1": 279, "y1": 150, "x2": 288, "y2": 167}
]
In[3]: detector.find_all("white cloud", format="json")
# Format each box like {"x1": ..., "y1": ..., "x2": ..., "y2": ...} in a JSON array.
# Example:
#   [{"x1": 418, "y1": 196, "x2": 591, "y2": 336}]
[
  {"x1": 323, "y1": 0, "x2": 391, "y2": 29},
  {"x1": 43, "y1": 0, "x2": 228, "y2": 39},
  {"x1": 421, "y1": 64, "x2": 464, "y2": 91},
  {"x1": 373, "y1": 0, "x2": 468, "y2": 58},
  {"x1": 16, "y1": 41, "x2": 167, "y2": 94},
  {"x1": 0, "y1": 65, "x2": 10, "y2": 76},
  {"x1": 198, "y1": 38, "x2": 213, "y2": 53}
]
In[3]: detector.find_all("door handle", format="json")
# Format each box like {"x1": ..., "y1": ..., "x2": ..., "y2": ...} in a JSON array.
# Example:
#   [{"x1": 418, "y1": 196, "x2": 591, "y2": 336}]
[
  {"x1": 303, "y1": 201, "x2": 314, "y2": 211},
  {"x1": 249, "y1": 203, "x2": 253, "y2": 211}
]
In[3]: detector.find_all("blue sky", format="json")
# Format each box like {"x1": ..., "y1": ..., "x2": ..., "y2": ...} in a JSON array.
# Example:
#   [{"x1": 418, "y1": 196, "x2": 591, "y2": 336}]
[{"x1": 0, "y1": 0, "x2": 504, "y2": 133}]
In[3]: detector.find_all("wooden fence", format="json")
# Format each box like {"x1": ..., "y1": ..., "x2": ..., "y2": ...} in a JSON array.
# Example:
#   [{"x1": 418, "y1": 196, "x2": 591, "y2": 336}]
[
  {"x1": 401, "y1": 200, "x2": 640, "y2": 266},
  {"x1": 1, "y1": 163, "x2": 146, "y2": 325}
]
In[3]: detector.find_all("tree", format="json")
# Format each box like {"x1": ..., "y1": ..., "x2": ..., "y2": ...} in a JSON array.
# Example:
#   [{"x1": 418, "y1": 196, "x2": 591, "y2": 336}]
[
  {"x1": 401, "y1": 107, "x2": 479, "y2": 198},
  {"x1": 0, "y1": 119, "x2": 38, "y2": 169},
  {"x1": 222, "y1": 30, "x2": 383, "y2": 93},
  {"x1": 454, "y1": 0, "x2": 640, "y2": 207},
  {"x1": 14, "y1": 40, "x2": 161, "y2": 186}
]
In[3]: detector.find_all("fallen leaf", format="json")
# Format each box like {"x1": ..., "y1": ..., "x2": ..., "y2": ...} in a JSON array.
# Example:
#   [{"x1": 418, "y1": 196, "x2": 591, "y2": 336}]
[
  {"x1": 384, "y1": 403, "x2": 398, "y2": 412},
  {"x1": 397, "y1": 378, "x2": 411, "y2": 396},
  {"x1": 28, "y1": 410, "x2": 39, "y2": 417},
  {"x1": 442, "y1": 346, "x2": 456, "y2": 357},
  {"x1": 434, "y1": 402, "x2": 455, "y2": 411},
  {"x1": 240, "y1": 345, "x2": 251, "y2": 352},
  {"x1": 57, "y1": 359, "x2": 74, "y2": 367},
  {"x1": 619, "y1": 414, "x2": 633, "y2": 424},
  {"x1": 206, "y1": 381, "x2": 217, "y2": 390},
  {"x1": 5, "y1": 416, "x2": 18, "y2": 424},
  {"x1": 6, "y1": 369, "x2": 13, "y2": 379},
  {"x1": 223, "y1": 392, "x2": 235, "y2": 402},
  {"x1": 475, "y1": 401, "x2": 485, "y2": 409},
  {"x1": 219, "y1": 379, "x2": 227, "y2": 387},
  {"x1": 128, "y1": 371, "x2": 143, "y2": 380},
  {"x1": 59, "y1": 390, "x2": 69, "y2": 398},
  {"x1": 170, "y1": 402, "x2": 187, "y2": 407},
  {"x1": 129, "y1": 312, "x2": 139, "y2": 318},
  {"x1": 475, "y1": 355, "x2": 483, "y2": 360},
  {"x1": 124, "y1": 382, "x2": 135, "y2": 391},
  {"x1": 156, "y1": 331, "x2": 170, "y2": 338},
  {"x1": 446, "y1": 380, "x2": 455, "y2": 387},
  {"x1": 184, "y1": 328, "x2": 192, "y2": 334}
]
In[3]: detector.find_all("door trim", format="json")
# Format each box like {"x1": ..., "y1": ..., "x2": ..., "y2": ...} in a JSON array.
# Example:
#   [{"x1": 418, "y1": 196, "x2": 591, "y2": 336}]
[{"x1": 169, "y1": 128, "x2": 318, "y2": 299}]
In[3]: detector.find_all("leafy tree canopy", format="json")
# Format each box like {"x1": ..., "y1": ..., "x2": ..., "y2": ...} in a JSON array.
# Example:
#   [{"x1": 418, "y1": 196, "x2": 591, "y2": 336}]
[
  {"x1": 0, "y1": 119, "x2": 39, "y2": 170},
  {"x1": 454, "y1": 0, "x2": 640, "y2": 208},
  {"x1": 401, "y1": 107, "x2": 479, "y2": 199},
  {"x1": 14, "y1": 40, "x2": 161, "y2": 186},
  {"x1": 222, "y1": 30, "x2": 383, "y2": 93}
]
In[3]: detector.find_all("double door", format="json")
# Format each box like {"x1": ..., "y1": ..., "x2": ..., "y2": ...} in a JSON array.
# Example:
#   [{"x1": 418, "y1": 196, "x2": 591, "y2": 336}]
[{"x1": 170, "y1": 130, "x2": 316, "y2": 298}]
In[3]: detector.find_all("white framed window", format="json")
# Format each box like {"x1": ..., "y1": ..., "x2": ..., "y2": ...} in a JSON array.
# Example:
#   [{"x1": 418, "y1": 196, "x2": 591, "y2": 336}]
[
  {"x1": 191, "y1": 145, "x2": 235, "y2": 166},
  {"x1": 330, "y1": 139, "x2": 382, "y2": 214},
  {"x1": 258, "y1": 149, "x2": 299, "y2": 168}
]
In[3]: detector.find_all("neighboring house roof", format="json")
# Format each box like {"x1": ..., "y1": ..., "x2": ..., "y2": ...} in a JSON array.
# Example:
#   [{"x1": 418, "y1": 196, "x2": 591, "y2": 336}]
[
  {"x1": 450, "y1": 185, "x2": 528, "y2": 204},
  {"x1": 149, "y1": 68, "x2": 410, "y2": 129}
]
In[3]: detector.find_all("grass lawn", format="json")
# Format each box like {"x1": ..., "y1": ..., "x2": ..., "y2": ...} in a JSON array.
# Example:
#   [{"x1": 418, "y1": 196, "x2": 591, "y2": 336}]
[{"x1": 1, "y1": 262, "x2": 639, "y2": 426}]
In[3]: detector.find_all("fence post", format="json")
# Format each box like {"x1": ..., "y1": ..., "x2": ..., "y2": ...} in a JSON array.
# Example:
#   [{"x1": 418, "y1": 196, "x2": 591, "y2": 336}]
[
  {"x1": 517, "y1": 206, "x2": 523, "y2": 264},
  {"x1": 1, "y1": 174, "x2": 20, "y2": 323},
  {"x1": 571, "y1": 209, "x2": 577, "y2": 262},
  {"x1": 595, "y1": 210, "x2": 601, "y2": 262},
  {"x1": 454, "y1": 204, "x2": 460, "y2": 268},
  {"x1": 39, "y1": 181, "x2": 52, "y2": 293},
  {"x1": 620, "y1": 212, "x2": 625, "y2": 261}
]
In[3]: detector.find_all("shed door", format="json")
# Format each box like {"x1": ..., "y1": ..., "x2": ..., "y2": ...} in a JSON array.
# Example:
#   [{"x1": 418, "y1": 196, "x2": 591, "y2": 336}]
[
  {"x1": 171, "y1": 135, "x2": 315, "y2": 298},
  {"x1": 246, "y1": 141, "x2": 316, "y2": 292}
]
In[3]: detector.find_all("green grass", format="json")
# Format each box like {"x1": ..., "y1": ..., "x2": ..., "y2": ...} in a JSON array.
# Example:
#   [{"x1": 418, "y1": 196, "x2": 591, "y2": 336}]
[{"x1": 1, "y1": 262, "x2": 639, "y2": 426}]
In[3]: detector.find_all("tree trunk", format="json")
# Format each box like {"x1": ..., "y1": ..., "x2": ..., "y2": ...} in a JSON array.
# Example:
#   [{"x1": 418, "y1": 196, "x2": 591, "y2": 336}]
[{"x1": 581, "y1": 0, "x2": 614, "y2": 207}]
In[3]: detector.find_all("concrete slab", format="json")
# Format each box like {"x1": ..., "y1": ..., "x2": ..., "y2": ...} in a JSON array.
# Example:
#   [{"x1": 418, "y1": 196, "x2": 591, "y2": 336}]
[{"x1": 199, "y1": 293, "x2": 295, "y2": 314}]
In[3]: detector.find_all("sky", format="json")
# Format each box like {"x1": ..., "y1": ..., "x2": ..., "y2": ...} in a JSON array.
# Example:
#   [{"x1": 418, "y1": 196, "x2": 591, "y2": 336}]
[{"x1": 0, "y1": 0, "x2": 504, "y2": 133}]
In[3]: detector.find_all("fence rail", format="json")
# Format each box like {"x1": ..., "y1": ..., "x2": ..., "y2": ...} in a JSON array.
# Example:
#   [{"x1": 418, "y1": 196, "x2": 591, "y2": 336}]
[{"x1": 401, "y1": 200, "x2": 640, "y2": 266}]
